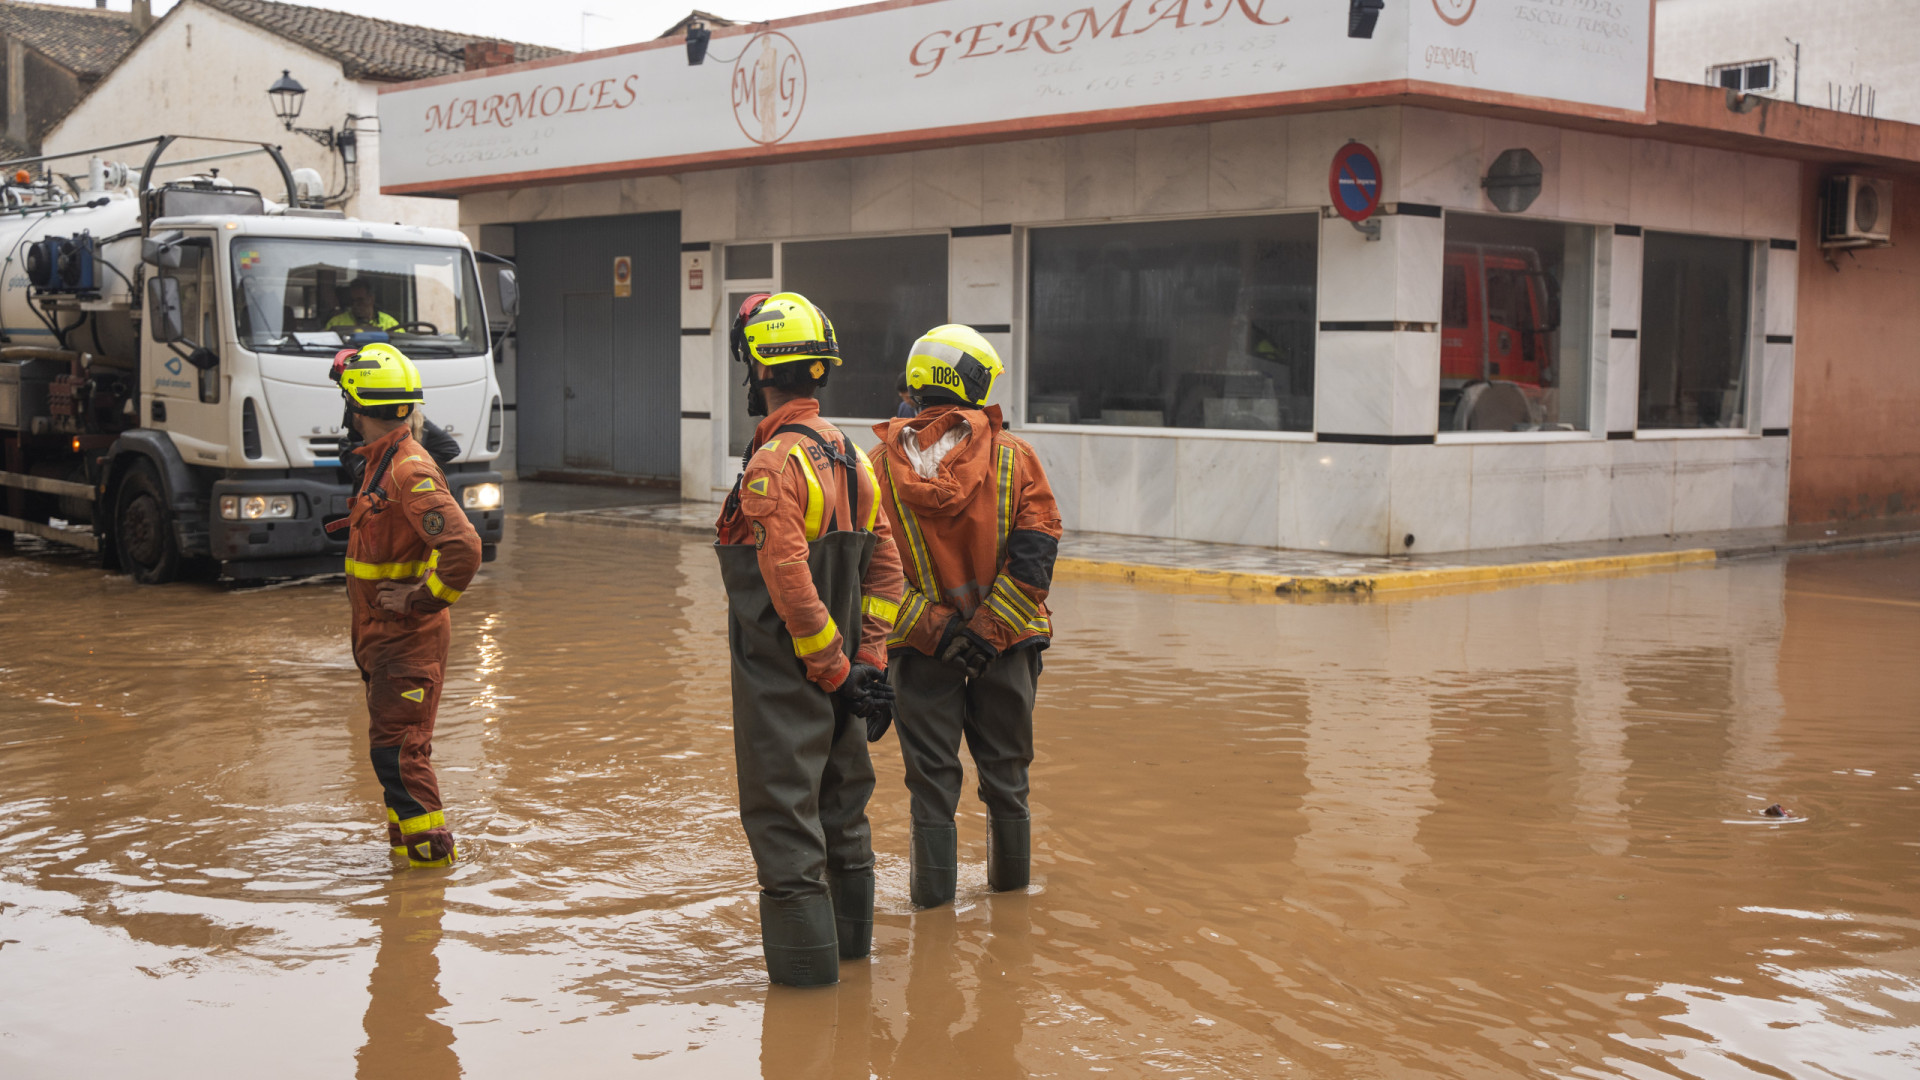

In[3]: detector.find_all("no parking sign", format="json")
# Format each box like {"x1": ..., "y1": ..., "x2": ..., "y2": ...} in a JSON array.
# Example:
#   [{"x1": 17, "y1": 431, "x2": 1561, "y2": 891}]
[{"x1": 1328, "y1": 142, "x2": 1383, "y2": 223}]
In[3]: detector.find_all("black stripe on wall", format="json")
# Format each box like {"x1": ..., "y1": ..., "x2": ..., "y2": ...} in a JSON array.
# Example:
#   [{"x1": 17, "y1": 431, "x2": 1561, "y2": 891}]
[
  {"x1": 1769, "y1": 238, "x2": 1798, "y2": 251},
  {"x1": 1613, "y1": 224, "x2": 1643, "y2": 237},
  {"x1": 1765, "y1": 334, "x2": 1794, "y2": 345},
  {"x1": 1607, "y1": 430, "x2": 1635, "y2": 440},
  {"x1": 680, "y1": 242, "x2": 711, "y2": 252},
  {"x1": 952, "y1": 224, "x2": 1013, "y2": 237},
  {"x1": 1391, "y1": 202, "x2": 1443, "y2": 218},
  {"x1": 1610, "y1": 328, "x2": 1638, "y2": 339},
  {"x1": 681, "y1": 411, "x2": 711, "y2": 420},
  {"x1": 1763, "y1": 427, "x2": 1791, "y2": 437},
  {"x1": 1317, "y1": 433, "x2": 1435, "y2": 445},
  {"x1": 971, "y1": 323, "x2": 1012, "y2": 334},
  {"x1": 1320, "y1": 321, "x2": 1438, "y2": 332},
  {"x1": 681, "y1": 327, "x2": 712, "y2": 336}
]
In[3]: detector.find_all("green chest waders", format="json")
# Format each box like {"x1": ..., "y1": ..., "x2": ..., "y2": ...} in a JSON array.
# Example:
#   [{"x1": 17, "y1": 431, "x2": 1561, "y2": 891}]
[{"x1": 716, "y1": 433, "x2": 878, "y2": 986}]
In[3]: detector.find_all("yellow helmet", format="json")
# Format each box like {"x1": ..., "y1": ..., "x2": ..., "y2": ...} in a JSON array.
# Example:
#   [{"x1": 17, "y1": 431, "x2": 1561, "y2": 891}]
[
  {"x1": 336, "y1": 341, "x2": 424, "y2": 418},
  {"x1": 734, "y1": 291, "x2": 841, "y2": 381},
  {"x1": 905, "y1": 324, "x2": 1002, "y2": 407}
]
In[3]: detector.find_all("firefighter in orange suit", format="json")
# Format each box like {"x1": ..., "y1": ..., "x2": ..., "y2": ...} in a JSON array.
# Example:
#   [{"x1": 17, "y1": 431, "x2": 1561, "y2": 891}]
[
  {"x1": 330, "y1": 343, "x2": 481, "y2": 869},
  {"x1": 715, "y1": 291, "x2": 906, "y2": 986},
  {"x1": 869, "y1": 325, "x2": 1062, "y2": 908}
]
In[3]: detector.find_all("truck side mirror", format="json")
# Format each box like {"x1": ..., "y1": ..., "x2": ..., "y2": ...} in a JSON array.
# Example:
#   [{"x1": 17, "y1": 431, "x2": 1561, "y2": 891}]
[
  {"x1": 147, "y1": 277, "x2": 185, "y2": 343},
  {"x1": 496, "y1": 268, "x2": 520, "y2": 319},
  {"x1": 141, "y1": 230, "x2": 185, "y2": 269}
]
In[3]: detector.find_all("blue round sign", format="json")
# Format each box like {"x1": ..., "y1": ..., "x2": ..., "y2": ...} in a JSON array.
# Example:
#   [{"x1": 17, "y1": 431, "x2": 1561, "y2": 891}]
[{"x1": 1328, "y1": 142, "x2": 1383, "y2": 223}]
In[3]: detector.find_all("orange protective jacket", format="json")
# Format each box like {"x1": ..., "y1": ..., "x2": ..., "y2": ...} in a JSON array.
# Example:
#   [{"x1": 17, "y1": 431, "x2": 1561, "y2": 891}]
[
  {"x1": 870, "y1": 404, "x2": 1062, "y2": 656},
  {"x1": 716, "y1": 398, "x2": 906, "y2": 691},
  {"x1": 344, "y1": 425, "x2": 482, "y2": 672}
]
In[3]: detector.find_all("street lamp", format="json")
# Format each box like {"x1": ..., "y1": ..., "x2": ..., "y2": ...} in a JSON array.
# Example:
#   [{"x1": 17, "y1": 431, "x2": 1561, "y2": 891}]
[
  {"x1": 268, "y1": 69, "x2": 307, "y2": 127},
  {"x1": 265, "y1": 70, "x2": 371, "y2": 204}
]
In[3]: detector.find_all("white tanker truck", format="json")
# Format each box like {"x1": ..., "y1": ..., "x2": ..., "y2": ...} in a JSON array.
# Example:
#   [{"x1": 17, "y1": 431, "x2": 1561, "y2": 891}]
[{"x1": 0, "y1": 136, "x2": 509, "y2": 582}]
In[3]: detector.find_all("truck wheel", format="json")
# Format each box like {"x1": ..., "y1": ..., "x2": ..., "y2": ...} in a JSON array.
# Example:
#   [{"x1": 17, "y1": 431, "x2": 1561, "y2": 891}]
[{"x1": 115, "y1": 461, "x2": 181, "y2": 584}]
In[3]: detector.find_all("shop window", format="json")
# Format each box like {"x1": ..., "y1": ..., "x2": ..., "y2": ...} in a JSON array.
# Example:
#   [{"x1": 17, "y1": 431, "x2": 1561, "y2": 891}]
[
  {"x1": 1028, "y1": 214, "x2": 1316, "y2": 431},
  {"x1": 1440, "y1": 213, "x2": 1594, "y2": 431},
  {"x1": 726, "y1": 243, "x2": 773, "y2": 279},
  {"x1": 782, "y1": 234, "x2": 948, "y2": 419},
  {"x1": 1711, "y1": 60, "x2": 1774, "y2": 93},
  {"x1": 1640, "y1": 232, "x2": 1752, "y2": 430}
]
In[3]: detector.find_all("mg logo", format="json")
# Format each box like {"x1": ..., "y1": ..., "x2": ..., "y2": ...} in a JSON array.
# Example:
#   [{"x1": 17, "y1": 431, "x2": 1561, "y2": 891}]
[
  {"x1": 731, "y1": 32, "x2": 807, "y2": 146},
  {"x1": 1433, "y1": 0, "x2": 1475, "y2": 25}
]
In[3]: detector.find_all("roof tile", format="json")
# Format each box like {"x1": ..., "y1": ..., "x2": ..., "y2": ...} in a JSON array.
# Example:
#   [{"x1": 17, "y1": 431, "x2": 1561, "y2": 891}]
[{"x1": 197, "y1": 0, "x2": 565, "y2": 82}]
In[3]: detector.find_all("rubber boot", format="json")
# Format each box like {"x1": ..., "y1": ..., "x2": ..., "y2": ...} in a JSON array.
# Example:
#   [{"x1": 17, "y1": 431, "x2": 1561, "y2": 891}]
[
  {"x1": 386, "y1": 808, "x2": 406, "y2": 858},
  {"x1": 398, "y1": 809, "x2": 457, "y2": 869},
  {"x1": 910, "y1": 824, "x2": 957, "y2": 909},
  {"x1": 759, "y1": 892, "x2": 840, "y2": 987},
  {"x1": 827, "y1": 870, "x2": 874, "y2": 959},
  {"x1": 987, "y1": 817, "x2": 1031, "y2": 892}
]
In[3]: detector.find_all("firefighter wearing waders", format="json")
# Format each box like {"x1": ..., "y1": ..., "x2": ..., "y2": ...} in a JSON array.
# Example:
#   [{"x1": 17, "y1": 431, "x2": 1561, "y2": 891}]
[
  {"x1": 329, "y1": 343, "x2": 480, "y2": 869},
  {"x1": 714, "y1": 292, "x2": 906, "y2": 986},
  {"x1": 870, "y1": 326, "x2": 1061, "y2": 908}
]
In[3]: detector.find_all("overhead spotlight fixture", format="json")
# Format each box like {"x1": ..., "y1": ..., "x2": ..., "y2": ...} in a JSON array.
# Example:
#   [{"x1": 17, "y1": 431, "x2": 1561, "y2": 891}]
[
  {"x1": 1349, "y1": 0, "x2": 1384, "y2": 39},
  {"x1": 686, "y1": 20, "x2": 711, "y2": 66}
]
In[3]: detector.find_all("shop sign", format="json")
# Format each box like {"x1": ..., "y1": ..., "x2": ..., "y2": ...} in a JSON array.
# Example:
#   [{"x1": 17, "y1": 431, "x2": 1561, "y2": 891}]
[{"x1": 380, "y1": 0, "x2": 1652, "y2": 193}]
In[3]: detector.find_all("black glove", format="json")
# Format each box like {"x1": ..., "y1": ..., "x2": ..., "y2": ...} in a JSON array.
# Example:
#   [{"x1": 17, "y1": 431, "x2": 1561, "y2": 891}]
[
  {"x1": 862, "y1": 697, "x2": 894, "y2": 744},
  {"x1": 836, "y1": 662, "x2": 895, "y2": 720},
  {"x1": 936, "y1": 616, "x2": 998, "y2": 679}
]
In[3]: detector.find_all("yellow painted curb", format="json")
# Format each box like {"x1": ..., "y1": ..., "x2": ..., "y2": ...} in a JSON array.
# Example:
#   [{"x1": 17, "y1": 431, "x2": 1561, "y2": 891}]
[{"x1": 1054, "y1": 548, "x2": 1718, "y2": 597}]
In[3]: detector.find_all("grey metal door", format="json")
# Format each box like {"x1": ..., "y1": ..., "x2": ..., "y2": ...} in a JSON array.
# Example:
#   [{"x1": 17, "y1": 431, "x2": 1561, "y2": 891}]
[{"x1": 563, "y1": 292, "x2": 613, "y2": 471}]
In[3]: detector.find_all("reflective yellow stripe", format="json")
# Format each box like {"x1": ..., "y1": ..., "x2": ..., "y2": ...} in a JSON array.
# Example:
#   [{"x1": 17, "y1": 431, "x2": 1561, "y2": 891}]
[
  {"x1": 881, "y1": 453, "x2": 939, "y2": 596},
  {"x1": 886, "y1": 591, "x2": 929, "y2": 648},
  {"x1": 425, "y1": 571, "x2": 463, "y2": 603},
  {"x1": 344, "y1": 557, "x2": 430, "y2": 580},
  {"x1": 862, "y1": 594, "x2": 900, "y2": 623},
  {"x1": 992, "y1": 575, "x2": 1038, "y2": 621},
  {"x1": 996, "y1": 444, "x2": 1015, "y2": 564},
  {"x1": 397, "y1": 809, "x2": 445, "y2": 835},
  {"x1": 855, "y1": 445, "x2": 880, "y2": 532},
  {"x1": 411, "y1": 478, "x2": 435, "y2": 493},
  {"x1": 789, "y1": 443, "x2": 825, "y2": 541},
  {"x1": 985, "y1": 592, "x2": 1032, "y2": 633},
  {"x1": 791, "y1": 616, "x2": 839, "y2": 657}
]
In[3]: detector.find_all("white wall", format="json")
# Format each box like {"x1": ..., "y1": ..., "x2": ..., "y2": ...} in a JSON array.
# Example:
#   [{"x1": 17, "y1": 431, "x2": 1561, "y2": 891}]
[
  {"x1": 44, "y1": 0, "x2": 453, "y2": 228},
  {"x1": 1655, "y1": 0, "x2": 1920, "y2": 120}
]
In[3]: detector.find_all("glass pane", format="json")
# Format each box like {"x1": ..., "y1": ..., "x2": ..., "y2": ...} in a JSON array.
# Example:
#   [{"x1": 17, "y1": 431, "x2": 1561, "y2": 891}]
[
  {"x1": 1718, "y1": 67, "x2": 1743, "y2": 89},
  {"x1": 1745, "y1": 63, "x2": 1772, "y2": 91},
  {"x1": 1028, "y1": 214, "x2": 1316, "y2": 431},
  {"x1": 1640, "y1": 232, "x2": 1751, "y2": 430},
  {"x1": 725, "y1": 243, "x2": 773, "y2": 280},
  {"x1": 1440, "y1": 213, "x2": 1594, "y2": 431},
  {"x1": 781, "y1": 234, "x2": 948, "y2": 419},
  {"x1": 230, "y1": 238, "x2": 486, "y2": 358}
]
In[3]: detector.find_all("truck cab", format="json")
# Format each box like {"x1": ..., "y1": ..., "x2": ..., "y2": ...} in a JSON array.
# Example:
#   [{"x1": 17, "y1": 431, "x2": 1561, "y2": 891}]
[{"x1": 1439, "y1": 244, "x2": 1561, "y2": 430}]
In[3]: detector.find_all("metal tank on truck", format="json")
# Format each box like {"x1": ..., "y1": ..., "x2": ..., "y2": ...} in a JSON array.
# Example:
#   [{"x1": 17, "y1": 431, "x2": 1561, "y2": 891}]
[{"x1": 0, "y1": 136, "x2": 511, "y2": 583}]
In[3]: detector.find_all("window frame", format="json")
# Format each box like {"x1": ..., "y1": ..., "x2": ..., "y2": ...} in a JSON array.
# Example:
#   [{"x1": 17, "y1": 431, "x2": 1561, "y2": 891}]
[
  {"x1": 1630, "y1": 228, "x2": 1767, "y2": 439},
  {"x1": 1709, "y1": 59, "x2": 1775, "y2": 94},
  {"x1": 1016, "y1": 207, "x2": 1325, "y2": 443}
]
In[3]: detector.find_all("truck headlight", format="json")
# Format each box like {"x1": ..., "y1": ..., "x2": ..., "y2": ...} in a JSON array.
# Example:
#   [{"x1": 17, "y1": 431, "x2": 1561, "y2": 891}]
[
  {"x1": 221, "y1": 494, "x2": 295, "y2": 520},
  {"x1": 462, "y1": 482, "x2": 502, "y2": 510}
]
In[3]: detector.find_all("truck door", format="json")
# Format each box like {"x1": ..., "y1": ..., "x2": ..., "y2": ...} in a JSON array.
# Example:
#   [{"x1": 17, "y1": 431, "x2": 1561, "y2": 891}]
[
  {"x1": 145, "y1": 231, "x2": 228, "y2": 466},
  {"x1": 1481, "y1": 260, "x2": 1537, "y2": 384}
]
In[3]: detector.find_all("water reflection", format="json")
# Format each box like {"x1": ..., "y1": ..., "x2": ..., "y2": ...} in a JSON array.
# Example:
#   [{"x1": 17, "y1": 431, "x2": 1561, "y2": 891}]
[{"x1": 357, "y1": 874, "x2": 458, "y2": 1080}]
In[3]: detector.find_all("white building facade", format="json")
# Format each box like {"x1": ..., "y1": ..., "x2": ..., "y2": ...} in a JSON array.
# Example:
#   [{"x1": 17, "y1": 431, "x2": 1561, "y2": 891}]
[
  {"x1": 1655, "y1": 0, "x2": 1920, "y2": 120},
  {"x1": 380, "y1": 0, "x2": 1808, "y2": 555}
]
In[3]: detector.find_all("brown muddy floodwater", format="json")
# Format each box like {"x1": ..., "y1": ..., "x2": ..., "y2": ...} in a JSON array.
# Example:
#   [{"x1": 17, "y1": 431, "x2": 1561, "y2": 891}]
[{"x1": 2, "y1": 518, "x2": 1919, "y2": 1079}]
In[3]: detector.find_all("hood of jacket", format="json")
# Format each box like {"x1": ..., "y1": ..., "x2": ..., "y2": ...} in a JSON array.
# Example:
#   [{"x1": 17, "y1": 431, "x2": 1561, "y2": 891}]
[{"x1": 872, "y1": 404, "x2": 1002, "y2": 519}]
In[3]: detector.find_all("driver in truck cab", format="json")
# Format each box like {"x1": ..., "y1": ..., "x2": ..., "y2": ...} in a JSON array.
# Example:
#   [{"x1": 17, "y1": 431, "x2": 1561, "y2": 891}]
[
  {"x1": 327, "y1": 279, "x2": 400, "y2": 334},
  {"x1": 329, "y1": 342, "x2": 480, "y2": 870}
]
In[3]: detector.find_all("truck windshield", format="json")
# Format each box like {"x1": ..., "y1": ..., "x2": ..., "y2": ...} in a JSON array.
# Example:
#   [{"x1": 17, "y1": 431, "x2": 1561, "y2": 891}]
[{"x1": 230, "y1": 238, "x2": 486, "y2": 357}]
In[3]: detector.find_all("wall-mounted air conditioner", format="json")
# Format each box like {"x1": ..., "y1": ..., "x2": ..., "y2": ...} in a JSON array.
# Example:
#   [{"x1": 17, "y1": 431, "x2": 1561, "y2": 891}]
[{"x1": 1821, "y1": 174, "x2": 1893, "y2": 248}]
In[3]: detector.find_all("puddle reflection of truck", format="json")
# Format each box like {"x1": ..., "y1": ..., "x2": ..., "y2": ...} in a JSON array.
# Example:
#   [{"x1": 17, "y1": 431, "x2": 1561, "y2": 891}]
[
  {"x1": 0, "y1": 136, "x2": 512, "y2": 583},
  {"x1": 1441, "y1": 244, "x2": 1561, "y2": 430}
]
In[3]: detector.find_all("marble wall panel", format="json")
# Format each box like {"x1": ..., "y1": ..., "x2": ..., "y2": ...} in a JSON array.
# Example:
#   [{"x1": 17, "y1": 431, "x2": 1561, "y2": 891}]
[
  {"x1": 1393, "y1": 329, "x2": 1441, "y2": 436},
  {"x1": 1559, "y1": 130, "x2": 1632, "y2": 224},
  {"x1": 790, "y1": 159, "x2": 852, "y2": 237},
  {"x1": 1288, "y1": 442, "x2": 1389, "y2": 553},
  {"x1": 681, "y1": 250, "x2": 717, "y2": 330},
  {"x1": 1389, "y1": 444, "x2": 1471, "y2": 553},
  {"x1": 1743, "y1": 155, "x2": 1800, "y2": 239},
  {"x1": 1314, "y1": 331, "x2": 1397, "y2": 436},
  {"x1": 504, "y1": 184, "x2": 559, "y2": 222},
  {"x1": 1317, "y1": 216, "x2": 1400, "y2": 324},
  {"x1": 951, "y1": 233, "x2": 1014, "y2": 326},
  {"x1": 1397, "y1": 107, "x2": 1481, "y2": 209},
  {"x1": 680, "y1": 335, "x2": 713, "y2": 413},
  {"x1": 1604, "y1": 337, "x2": 1640, "y2": 434},
  {"x1": 1016, "y1": 430, "x2": 1082, "y2": 530},
  {"x1": 1481, "y1": 120, "x2": 1562, "y2": 219},
  {"x1": 1136, "y1": 125, "x2": 1209, "y2": 216},
  {"x1": 1394, "y1": 214, "x2": 1445, "y2": 326},
  {"x1": 1176, "y1": 438, "x2": 1283, "y2": 547},
  {"x1": 913, "y1": 146, "x2": 984, "y2": 229},
  {"x1": 1670, "y1": 440, "x2": 1738, "y2": 533},
  {"x1": 1609, "y1": 231, "x2": 1643, "y2": 331},
  {"x1": 1469, "y1": 442, "x2": 1547, "y2": 549},
  {"x1": 1207, "y1": 116, "x2": 1289, "y2": 212},
  {"x1": 851, "y1": 153, "x2": 914, "y2": 232},
  {"x1": 1730, "y1": 452, "x2": 1788, "y2": 529},
  {"x1": 1081, "y1": 432, "x2": 1178, "y2": 537},
  {"x1": 1608, "y1": 438, "x2": 1675, "y2": 538},
  {"x1": 1690, "y1": 148, "x2": 1747, "y2": 237},
  {"x1": 680, "y1": 418, "x2": 713, "y2": 501},
  {"x1": 1759, "y1": 342, "x2": 1794, "y2": 431},
  {"x1": 620, "y1": 176, "x2": 680, "y2": 214},
  {"x1": 1541, "y1": 441, "x2": 1611, "y2": 543},
  {"x1": 1065, "y1": 130, "x2": 1136, "y2": 220},
  {"x1": 982, "y1": 138, "x2": 1066, "y2": 223},
  {"x1": 459, "y1": 190, "x2": 510, "y2": 225},
  {"x1": 1764, "y1": 245, "x2": 1798, "y2": 338},
  {"x1": 737, "y1": 165, "x2": 794, "y2": 239},
  {"x1": 1628, "y1": 140, "x2": 1695, "y2": 233},
  {"x1": 681, "y1": 168, "x2": 739, "y2": 242}
]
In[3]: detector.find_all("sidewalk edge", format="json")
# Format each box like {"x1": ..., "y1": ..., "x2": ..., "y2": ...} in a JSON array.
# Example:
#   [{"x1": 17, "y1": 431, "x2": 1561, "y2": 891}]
[{"x1": 1054, "y1": 548, "x2": 1719, "y2": 596}]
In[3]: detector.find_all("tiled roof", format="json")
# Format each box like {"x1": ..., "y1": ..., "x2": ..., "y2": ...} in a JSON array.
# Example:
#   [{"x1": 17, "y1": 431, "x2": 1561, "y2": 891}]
[
  {"x1": 0, "y1": 2, "x2": 143, "y2": 78},
  {"x1": 196, "y1": 0, "x2": 566, "y2": 82}
]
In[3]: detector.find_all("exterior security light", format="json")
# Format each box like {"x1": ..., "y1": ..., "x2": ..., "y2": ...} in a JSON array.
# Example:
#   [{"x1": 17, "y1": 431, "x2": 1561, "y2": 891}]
[
  {"x1": 268, "y1": 70, "x2": 306, "y2": 127},
  {"x1": 1349, "y1": 0, "x2": 1384, "y2": 39},
  {"x1": 687, "y1": 21, "x2": 711, "y2": 65},
  {"x1": 336, "y1": 128, "x2": 358, "y2": 166}
]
